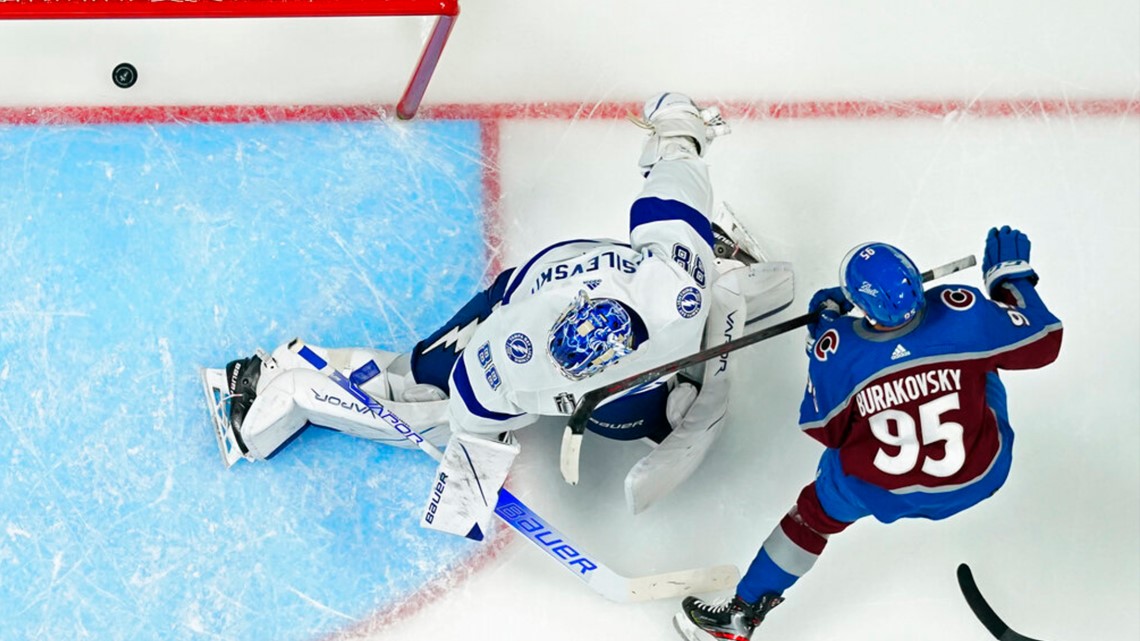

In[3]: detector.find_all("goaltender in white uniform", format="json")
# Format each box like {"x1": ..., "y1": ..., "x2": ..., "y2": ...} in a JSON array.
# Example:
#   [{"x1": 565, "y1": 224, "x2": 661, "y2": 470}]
[{"x1": 203, "y1": 92, "x2": 794, "y2": 540}]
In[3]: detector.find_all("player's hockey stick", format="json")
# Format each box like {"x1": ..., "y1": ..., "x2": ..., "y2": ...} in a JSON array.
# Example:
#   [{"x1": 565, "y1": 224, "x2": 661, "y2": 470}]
[
  {"x1": 560, "y1": 254, "x2": 977, "y2": 484},
  {"x1": 288, "y1": 339, "x2": 740, "y2": 603},
  {"x1": 957, "y1": 563, "x2": 1046, "y2": 641}
]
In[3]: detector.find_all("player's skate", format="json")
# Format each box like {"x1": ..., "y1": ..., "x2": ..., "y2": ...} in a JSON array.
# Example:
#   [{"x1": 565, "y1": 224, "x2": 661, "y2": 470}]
[
  {"x1": 201, "y1": 351, "x2": 272, "y2": 468},
  {"x1": 673, "y1": 593, "x2": 783, "y2": 641},
  {"x1": 712, "y1": 203, "x2": 767, "y2": 267}
]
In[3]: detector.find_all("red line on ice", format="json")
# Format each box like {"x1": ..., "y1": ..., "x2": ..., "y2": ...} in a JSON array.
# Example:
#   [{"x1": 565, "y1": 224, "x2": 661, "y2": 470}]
[
  {"x1": 480, "y1": 118, "x2": 505, "y2": 279},
  {"x1": 319, "y1": 522, "x2": 515, "y2": 641},
  {"x1": 1, "y1": 98, "x2": 1137, "y2": 124}
]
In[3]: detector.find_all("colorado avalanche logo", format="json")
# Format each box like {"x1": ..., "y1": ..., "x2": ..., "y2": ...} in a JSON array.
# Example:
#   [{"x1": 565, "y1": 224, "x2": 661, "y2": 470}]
[
  {"x1": 676, "y1": 286, "x2": 702, "y2": 319},
  {"x1": 940, "y1": 288, "x2": 976, "y2": 311},
  {"x1": 505, "y1": 332, "x2": 533, "y2": 363},
  {"x1": 813, "y1": 328, "x2": 840, "y2": 362}
]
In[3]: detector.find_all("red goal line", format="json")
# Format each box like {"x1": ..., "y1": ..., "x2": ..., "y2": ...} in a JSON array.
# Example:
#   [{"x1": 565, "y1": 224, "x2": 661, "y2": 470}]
[
  {"x1": 417, "y1": 98, "x2": 1140, "y2": 121},
  {"x1": 0, "y1": 98, "x2": 1135, "y2": 125}
]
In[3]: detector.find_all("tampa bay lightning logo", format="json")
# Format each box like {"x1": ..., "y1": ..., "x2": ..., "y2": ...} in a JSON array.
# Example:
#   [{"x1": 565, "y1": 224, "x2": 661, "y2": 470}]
[
  {"x1": 505, "y1": 332, "x2": 534, "y2": 363},
  {"x1": 676, "y1": 286, "x2": 702, "y2": 318}
]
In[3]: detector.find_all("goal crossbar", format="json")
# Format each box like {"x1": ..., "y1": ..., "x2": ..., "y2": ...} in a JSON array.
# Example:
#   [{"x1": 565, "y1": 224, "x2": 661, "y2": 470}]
[{"x1": 0, "y1": 0, "x2": 461, "y2": 119}]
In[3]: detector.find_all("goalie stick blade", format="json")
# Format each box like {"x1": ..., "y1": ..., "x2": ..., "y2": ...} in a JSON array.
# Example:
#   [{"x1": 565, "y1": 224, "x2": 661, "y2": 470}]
[
  {"x1": 200, "y1": 368, "x2": 246, "y2": 469},
  {"x1": 614, "y1": 564, "x2": 740, "y2": 603},
  {"x1": 495, "y1": 488, "x2": 739, "y2": 603},
  {"x1": 957, "y1": 563, "x2": 1045, "y2": 641}
]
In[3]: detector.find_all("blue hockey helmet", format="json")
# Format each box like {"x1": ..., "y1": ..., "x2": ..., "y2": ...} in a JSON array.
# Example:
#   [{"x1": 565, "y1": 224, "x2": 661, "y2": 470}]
[
  {"x1": 840, "y1": 242, "x2": 925, "y2": 327},
  {"x1": 548, "y1": 291, "x2": 636, "y2": 380}
]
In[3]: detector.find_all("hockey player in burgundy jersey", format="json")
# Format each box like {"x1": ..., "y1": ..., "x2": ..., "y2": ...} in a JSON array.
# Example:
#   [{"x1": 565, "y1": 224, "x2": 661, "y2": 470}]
[{"x1": 674, "y1": 226, "x2": 1062, "y2": 641}]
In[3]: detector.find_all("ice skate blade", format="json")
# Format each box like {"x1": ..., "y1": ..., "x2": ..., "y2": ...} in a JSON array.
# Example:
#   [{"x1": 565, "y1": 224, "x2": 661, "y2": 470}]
[
  {"x1": 200, "y1": 367, "x2": 246, "y2": 468},
  {"x1": 672, "y1": 613, "x2": 707, "y2": 641}
]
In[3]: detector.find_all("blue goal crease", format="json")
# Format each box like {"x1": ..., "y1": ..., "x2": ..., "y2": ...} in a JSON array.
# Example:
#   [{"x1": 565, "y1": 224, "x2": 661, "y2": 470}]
[{"x1": 0, "y1": 118, "x2": 488, "y2": 641}]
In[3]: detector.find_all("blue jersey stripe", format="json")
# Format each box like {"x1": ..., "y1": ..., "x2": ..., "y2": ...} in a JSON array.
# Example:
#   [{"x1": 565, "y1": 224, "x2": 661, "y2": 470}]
[
  {"x1": 451, "y1": 354, "x2": 523, "y2": 421},
  {"x1": 630, "y1": 197, "x2": 714, "y2": 247}
]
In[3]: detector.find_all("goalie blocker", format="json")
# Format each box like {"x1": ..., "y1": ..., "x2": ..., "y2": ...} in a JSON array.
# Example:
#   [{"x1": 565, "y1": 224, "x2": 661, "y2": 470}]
[{"x1": 423, "y1": 431, "x2": 520, "y2": 540}]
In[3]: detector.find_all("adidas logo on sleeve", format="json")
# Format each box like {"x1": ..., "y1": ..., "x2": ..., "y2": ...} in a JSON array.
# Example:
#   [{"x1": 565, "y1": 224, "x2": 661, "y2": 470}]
[{"x1": 890, "y1": 344, "x2": 912, "y2": 360}]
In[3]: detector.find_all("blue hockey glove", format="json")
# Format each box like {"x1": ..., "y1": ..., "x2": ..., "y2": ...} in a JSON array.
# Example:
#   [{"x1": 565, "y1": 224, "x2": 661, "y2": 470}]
[
  {"x1": 983, "y1": 225, "x2": 1038, "y2": 293},
  {"x1": 807, "y1": 286, "x2": 853, "y2": 339}
]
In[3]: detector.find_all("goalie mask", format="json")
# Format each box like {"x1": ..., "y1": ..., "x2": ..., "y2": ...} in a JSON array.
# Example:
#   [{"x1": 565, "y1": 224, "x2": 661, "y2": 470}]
[
  {"x1": 840, "y1": 242, "x2": 925, "y2": 327},
  {"x1": 548, "y1": 291, "x2": 637, "y2": 381}
]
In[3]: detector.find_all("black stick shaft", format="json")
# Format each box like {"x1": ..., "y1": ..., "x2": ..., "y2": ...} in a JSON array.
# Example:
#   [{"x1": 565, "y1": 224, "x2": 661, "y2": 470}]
[
  {"x1": 566, "y1": 255, "x2": 976, "y2": 434},
  {"x1": 957, "y1": 563, "x2": 1044, "y2": 641}
]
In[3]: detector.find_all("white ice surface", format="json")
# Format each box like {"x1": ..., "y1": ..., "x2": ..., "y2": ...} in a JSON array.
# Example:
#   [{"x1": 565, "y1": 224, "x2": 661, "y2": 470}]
[
  {"x1": 369, "y1": 117, "x2": 1140, "y2": 641},
  {"x1": 1, "y1": 1, "x2": 1137, "y2": 106},
  {"x1": 1, "y1": 2, "x2": 1137, "y2": 640}
]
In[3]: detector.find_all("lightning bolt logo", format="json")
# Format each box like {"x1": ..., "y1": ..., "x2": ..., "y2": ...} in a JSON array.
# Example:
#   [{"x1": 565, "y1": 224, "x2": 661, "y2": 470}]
[{"x1": 422, "y1": 318, "x2": 482, "y2": 355}]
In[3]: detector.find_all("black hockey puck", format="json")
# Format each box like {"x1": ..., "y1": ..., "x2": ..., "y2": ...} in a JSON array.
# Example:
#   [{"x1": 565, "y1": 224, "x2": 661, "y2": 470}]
[{"x1": 112, "y1": 63, "x2": 138, "y2": 89}]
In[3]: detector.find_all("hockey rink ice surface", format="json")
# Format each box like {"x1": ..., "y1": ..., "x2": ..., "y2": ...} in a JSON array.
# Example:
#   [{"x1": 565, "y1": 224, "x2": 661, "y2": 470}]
[{"x1": 1, "y1": 4, "x2": 1139, "y2": 641}]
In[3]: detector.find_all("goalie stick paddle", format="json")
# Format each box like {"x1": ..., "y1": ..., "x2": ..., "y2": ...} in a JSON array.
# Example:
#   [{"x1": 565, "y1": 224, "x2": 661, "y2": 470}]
[
  {"x1": 957, "y1": 563, "x2": 1046, "y2": 641},
  {"x1": 288, "y1": 339, "x2": 740, "y2": 603},
  {"x1": 560, "y1": 254, "x2": 977, "y2": 484}
]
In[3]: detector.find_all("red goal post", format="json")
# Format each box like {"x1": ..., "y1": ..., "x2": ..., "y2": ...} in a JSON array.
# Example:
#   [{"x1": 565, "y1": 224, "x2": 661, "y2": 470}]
[{"x1": 0, "y1": 0, "x2": 460, "y2": 119}]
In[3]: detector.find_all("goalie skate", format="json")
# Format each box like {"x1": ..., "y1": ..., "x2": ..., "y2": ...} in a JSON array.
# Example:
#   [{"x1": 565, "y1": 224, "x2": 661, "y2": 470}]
[
  {"x1": 712, "y1": 203, "x2": 767, "y2": 266},
  {"x1": 200, "y1": 367, "x2": 250, "y2": 468}
]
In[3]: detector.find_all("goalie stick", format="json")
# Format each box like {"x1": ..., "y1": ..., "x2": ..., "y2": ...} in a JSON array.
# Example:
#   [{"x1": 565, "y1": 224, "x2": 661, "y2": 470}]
[
  {"x1": 561, "y1": 254, "x2": 978, "y2": 484},
  {"x1": 957, "y1": 563, "x2": 1046, "y2": 641},
  {"x1": 287, "y1": 339, "x2": 740, "y2": 603}
]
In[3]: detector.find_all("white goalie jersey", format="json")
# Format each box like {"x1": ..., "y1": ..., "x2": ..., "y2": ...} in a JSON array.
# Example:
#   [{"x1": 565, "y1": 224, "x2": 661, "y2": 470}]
[
  {"x1": 205, "y1": 92, "x2": 796, "y2": 534},
  {"x1": 446, "y1": 154, "x2": 719, "y2": 438}
]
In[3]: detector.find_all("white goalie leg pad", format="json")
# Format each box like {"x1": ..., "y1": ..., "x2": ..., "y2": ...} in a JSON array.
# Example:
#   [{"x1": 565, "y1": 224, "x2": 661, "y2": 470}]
[
  {"x1": 237, "y1": 370, "x2": 316, "y2": 460},
  {"x1": 730, "y1": 260, "x2": 795, "y2": 324},
  {"x1": 238, "y1": 343, "x2": 450, "y2": 458},
  {"x1": 625, "y1": 273, "x2": 747, "y2": 514},
  {"x1": 625, "y1": 391, "x2": 729, "y2": 515},
  {"x1": 264, "y1": 342, "x2": 410, "y2": 402},
  {"x1": 665, "y1": 381, "x2": 699, "y2": 428},
  {"x1": 290, "y1": 369, "x2": 451, "y2": 448},
  {"x1": 421, "y1": 432, "x2": 520, "y2": 540}
]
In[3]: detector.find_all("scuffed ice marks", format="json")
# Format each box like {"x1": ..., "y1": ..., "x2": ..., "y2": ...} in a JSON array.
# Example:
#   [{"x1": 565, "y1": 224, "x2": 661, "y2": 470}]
[{"x1": 0, "y1": 118, "x2": 489, "y2": 640}]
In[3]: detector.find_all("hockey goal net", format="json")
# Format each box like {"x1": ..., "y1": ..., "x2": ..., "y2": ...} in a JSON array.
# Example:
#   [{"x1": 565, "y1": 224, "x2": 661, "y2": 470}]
[{"x1": 0, "y1": 0, "x2": 459, "y2": 119}]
